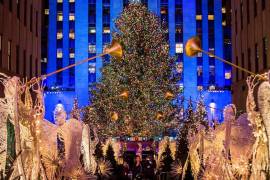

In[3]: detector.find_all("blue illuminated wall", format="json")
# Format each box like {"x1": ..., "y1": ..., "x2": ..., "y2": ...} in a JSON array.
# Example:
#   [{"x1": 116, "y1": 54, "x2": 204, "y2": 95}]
[{"x1": 45, "y1": 0, "x2": 231, "y2": 121}]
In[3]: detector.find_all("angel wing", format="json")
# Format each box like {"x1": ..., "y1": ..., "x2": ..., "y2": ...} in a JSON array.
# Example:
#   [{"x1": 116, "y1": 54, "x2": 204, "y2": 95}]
[{"x1": 81, "y1": 123, "x2": 91, "y2": 173}]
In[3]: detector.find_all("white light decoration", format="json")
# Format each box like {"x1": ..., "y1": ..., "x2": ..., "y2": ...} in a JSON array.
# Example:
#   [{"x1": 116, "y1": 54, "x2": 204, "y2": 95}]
[{"x1": 209, "y1": 101, "x2": 216, "y2": 118}]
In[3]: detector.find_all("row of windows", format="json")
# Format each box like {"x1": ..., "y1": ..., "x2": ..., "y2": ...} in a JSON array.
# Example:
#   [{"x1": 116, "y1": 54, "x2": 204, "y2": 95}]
[
  {"x1": 235, "y1": 37, "x2": 268, "y2": 81},
  {"x1": 236, "y1": 0, "x2": 267, "y2": 34},
  {"x1": 57, "y1": 12, "x2": 75, "y2": 21},
  {"x1": 57, "y1": 30, "x2": 75, "y2": 40},
  {"x1": 57, "y1": 0, "x2": 75, "y2": 3},
  {"x1": 0, "y1": 37, "x2": 38, "y2": 78},
  {"x1": 5, "y1": 0, "x2": 39, "y2": 36},
  {"x1": 53, "y1": 0, "x2": 227, "y2": 87}
]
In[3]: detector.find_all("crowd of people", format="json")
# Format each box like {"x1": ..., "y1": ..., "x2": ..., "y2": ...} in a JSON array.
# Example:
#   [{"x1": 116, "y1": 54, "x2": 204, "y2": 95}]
[{"x1": 117, "y1": 155, "x2": 157, "y2": 180}]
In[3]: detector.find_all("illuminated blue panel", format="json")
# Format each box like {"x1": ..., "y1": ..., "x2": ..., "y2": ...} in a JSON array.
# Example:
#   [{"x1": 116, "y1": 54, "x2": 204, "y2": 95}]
[
  {"x1": 75, "y1": 0, "x2": 89, "y2": 107},
  {"x1": 202, "y1": 0, "x2": 209, "y2": 87},
  {"x1": 148, "y1": 0, "x2": 160, "y2": 15},
  {"x1": 183, "y1": 0, "x2": 197, "y2": 103},
  {"x1": 214, "y1": 0, "x2": 224, "y2": 87},
  {"x1": 111, "y1": 0, "x2": 123, "y2": 31},
  {"x1": 45, "y1": 0, "x2": 232, "y2": 122},
  {"x1": 47, "y1": 0, "x2": 57, "y2": 87},
  {"x1": 96, "y1": 1, "x2": 103, "y2": 81},
  {"x1": 168, "y1": 0, "x2": 175, "y2": 56},
  {"x1": 62, "y1": 1, "x2": 69, "y2": 87}
]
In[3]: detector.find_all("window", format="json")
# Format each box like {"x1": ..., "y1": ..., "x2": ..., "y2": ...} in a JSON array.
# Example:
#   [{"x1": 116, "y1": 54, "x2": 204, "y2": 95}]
[
  {"x1": 30, "y1": 4, "x2": 33, "y2": 32},
  {"x1": 255, "y1": 43, "x2": 259, "y2": 72},
  {"x1": 36, "y1": 58, "x2": 38, "y2": 76},
  {"x1": 89, "y1": 34, "x2": 96, "y2": 44},
  {"x1": 225, "y1": 72, "x2": 231, "y2": 79},
  {"x1": 208, "y1": 15, "x2": 214, "y2": 20},
  {"x1": 103, "y1": 27, "x2": 110, "y2": 34},
  {"x1": 254, "y1": 0, "x2": 257, "y2": 17},
  {"x1": 208, "y1": 0, "x2": 214, "y2": 14},
  {"x1": 236, "y1": 56, "x2": 239, "y2": 80},
  {"x1": 36, "y1": 11, "x2": 38, "y2": 36},
  {"x1": 69, "y1": 29, "x2": 75, "y2": 39},
  {"x1": 57, "y1": 49, "x2": 63, "y2": 58},
  {"x1": 69, "y1": 53, "x2": 75, "y2": 58},
  {"x1": 196, "y1": 15, "x2": 202, "y2": 20},
  {"x1": 176, "y1": 43, "x2": 183, "y2": 53},
  {"x1": 209, "y1": 65, "x2": 215, "y2": 84},
  {"x1": 24, "y1": 0, "x2": 27, "y2": 26},
  {"x1": 9, "y1": 0, "x2": 12, "y2": 11},
  {"x1": 240, "y1": 2, "x2": 243, "y2": 30},
  {"x1": 57, "y1": 31, "x2": 63, "y2": 39},
  {"x1": 16, "y1": 45, "x2": 20, "y2": 74},
  {"x1": 247, "y1": 0, "x2": 250, "y2": 23},
  {"x1": 0, "y1": 35, "x2": 2, "y2": 67},
  {"x1": 222, "y1": 7, "x2": 226, "y2": 14},
  {"x1": 176, "y1": 62, "x2": 183, "y2": 73},
  {"x1": 248, "y1": 48, "x2": 251, "y2": 71},
  {"x1": 23, "y1": 50, "x2": 26, "y2": 77},
  {"x1": 241, "y1": 53, "x2": 245, "y2": 78},
  {"x1": 89, "y1": 27, "x2": 96, "y2": 33},
  {"x1": 197, "y1": 66, "x2": 203, "y2": 76},
  {"x1": 88, "y1": 44, "x2": 96, "y2": 53},
  {"x1": 44, "y1": 9, "x2": 49, "y2": 15},
  {"x1": 263, "y1": 37, "x2": 268, "y2": 68},
  {"x1": 262, "y1": 0, "x2": 266, "y2": 10},
  {"x1": 17, "y1": 0, "x2": 20, "y2": 19},
  {"x1": 69, "y1": 13, "x2": 75, "y2": 21},
  {"x1": 8, "y1": 41, "x2": 11, "y2": 71},
  {"x1": 57, "y1": 12, "x2": 63, "y2": 21},
  {"x1": 235, "y1": 10, "x2": 237, "y2": 34},
  {"x1": 88, "y1": 63, "x2": 96, "y2": 73},
  {"x1": 30, "y1": 55, "x2": 32, "y2": 77}
]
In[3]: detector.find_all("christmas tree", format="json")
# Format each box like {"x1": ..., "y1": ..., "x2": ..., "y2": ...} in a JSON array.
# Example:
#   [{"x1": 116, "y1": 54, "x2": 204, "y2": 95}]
[
  {"x1": 104, "y1": 144, "x2": 117, "y2": 171},
  {"x1": 175, "y1": 98, "x2": 196, "y2": 166},
  {"x1": 160, "y1": 144, "x2": 174, "y2": 172},
  {"x1": 85, "y1": 2, "x2": 179, "y2": 136},
  {"x1": 195, "y1": 96, "x2": 209, "y2": 131},
  {"x1": 70, "y1": 98, "x2": 80, "y2": 120},
  {"x1": 94, "y1": 142, "x2": 104, "y2": 160}
]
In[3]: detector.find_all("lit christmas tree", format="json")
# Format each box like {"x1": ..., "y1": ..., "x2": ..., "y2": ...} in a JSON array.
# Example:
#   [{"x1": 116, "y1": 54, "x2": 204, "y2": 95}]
[
  {"x1": 70, "y1": 98, "x2": 80, "y2": 120},
  {"x1": 160, "y1": 144, "x2": 174, "y2": 173},
  {"x1": 195, "y1": 96, "x2": 209, "y2": 131},
  {"x1": 104, "y1": 144, "x2": 117, "y2": 171},
  {"x1": 84, "y1": 3, "x2": 179, "y2": 136},
  {"x1": 175, "y1": 98, "x2": 195, "y2": 162}
]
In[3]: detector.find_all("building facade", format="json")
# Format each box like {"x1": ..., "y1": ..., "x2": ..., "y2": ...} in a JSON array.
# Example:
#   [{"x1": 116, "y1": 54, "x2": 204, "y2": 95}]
[
  {"x1": 231, "y1": 0, "x2": 270, "y2": 111},
  {"x1": 0, "y1": 0, "x2": 41, "y2": 80},
  {"x1": 44, "y1": 0, "x2": 231, "y2": 121}
]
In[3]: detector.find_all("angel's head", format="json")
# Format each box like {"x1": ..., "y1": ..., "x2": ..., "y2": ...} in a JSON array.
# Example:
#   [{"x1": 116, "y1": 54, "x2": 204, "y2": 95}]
[
  {"x1": 223, "y1": 104, "x2": 236, "y2": 121},
  {"x1": 54, "y1": 102, "x2": 67, "y2": 126}
]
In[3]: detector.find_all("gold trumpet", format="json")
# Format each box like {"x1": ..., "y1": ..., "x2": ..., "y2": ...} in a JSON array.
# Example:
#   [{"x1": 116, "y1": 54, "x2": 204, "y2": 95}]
[
  {"x1": 27, "y1": 40, "x2": 123, "y2": 85},
  {"x1": 185, "y1": 36, "x2": 266, "y2": 80}
]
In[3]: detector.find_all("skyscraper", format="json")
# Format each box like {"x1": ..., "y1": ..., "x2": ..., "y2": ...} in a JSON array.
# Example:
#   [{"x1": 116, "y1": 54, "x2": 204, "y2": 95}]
[
  {"x1": 44, "y1": 0, "x2": 231, "y2": 121},
  {"x1": 0, "y1": 0, "x2": 42, "y2": 80},
  {"x1": 231, "y1": 0, "x2": 270, "y2": 111}
]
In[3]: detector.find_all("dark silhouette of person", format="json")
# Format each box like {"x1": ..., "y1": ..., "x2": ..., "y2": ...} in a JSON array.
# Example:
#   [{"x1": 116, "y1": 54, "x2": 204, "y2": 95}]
[
  {"x1": 133, "y1": 155, "x2": 143, "y2": 180},
  {"x1": 143, "y1": 155, "x2": 156, "y2": 180}
]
